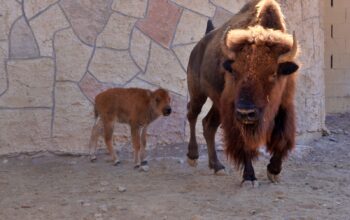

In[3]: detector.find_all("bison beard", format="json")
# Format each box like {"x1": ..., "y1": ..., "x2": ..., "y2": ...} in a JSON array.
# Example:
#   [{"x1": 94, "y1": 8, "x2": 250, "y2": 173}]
[{"x1": 221, "y1": 101, "x2": 263, "y2": 169}]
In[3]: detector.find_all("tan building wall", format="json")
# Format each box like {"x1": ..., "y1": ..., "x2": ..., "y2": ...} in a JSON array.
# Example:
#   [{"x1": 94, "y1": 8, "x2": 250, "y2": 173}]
[
  {"x1": 324, "y1": 0, "x2": 350, "y2": 113},
  {"x1": 0, "y1": 0, "x2": 325, "y2": 155}
]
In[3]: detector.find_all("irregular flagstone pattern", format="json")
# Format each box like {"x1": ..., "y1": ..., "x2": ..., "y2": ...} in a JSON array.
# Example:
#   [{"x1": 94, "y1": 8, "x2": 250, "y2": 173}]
[
  {"x1": 53, "y1": 82, "x2": 94, "y2": 153},
  {"x1": 140, "y1": 42, "x2": 186, "y2": 96},
  {"x1": 173, "y1": 10, "x2": 208, "y2": 45},
  {"x1": 30, "y1": 4, "x2": 69, "y2": 56},
  {"x1": 0, "y1": 109, "x2": 51, "y2": 155},
  {"x1": 112, "y1": 0, "x2": 148, "y2": 18},
  {"x1": 0, "y1": 0, "x2": 22, "y2": 40},
  {"x1": 212, "y1": 7, "x2": 234, "y2": 28},
  {"x1": 59, "y1": 0, "x2": 113, "y2": 45},
  {"x1": 130, "y1": 28, "x2": 151, "y2": 71},
  {"x1": 171, "y1": 0, "x2": 215, "y2": 17},
  {"x1": 0, "y1": 58, "x2": 54, "y2": 108},
  {"x1": 89, "y1": 48, "x2": 140, "y2": 84},
  {"x1": 24, "y1": 0, "x2": 58, "y2": 19},
  {"x1": 0, "y1": 0, "x2": 325, "y2": 155},
  {"x1": 79, "y1": 72, "x2": 114, "y2": 103},
  {"x1": 210, "y1": 0, "x2": 248, "y2": 14},
  {"x1": 172, "y1": 43, "x2": 196, "y2": 70},
  {"x1": 9, "y1": 17, "x2": 40, "y2": 59},
  {"x1": 136, "y1": 0, "x2": 182, "y2": 48},
  {"x1": 55, "y1": 28, "x2": 92, "y2": 81},
  {"x1": 0, "y1": 41, "x2": 8, "y2": 95},
  {"x1": 96, "y1": 13, "x2": 136, "y2": 50}
]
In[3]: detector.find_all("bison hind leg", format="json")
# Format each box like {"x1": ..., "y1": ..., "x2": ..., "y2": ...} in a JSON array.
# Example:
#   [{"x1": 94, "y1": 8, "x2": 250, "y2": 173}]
[
  {"x1": 186, "y1": 94, "x2": 207, "y2": 166},
  {"x1": 202, "y1": 105, "x2": 225, "y2": 174}
]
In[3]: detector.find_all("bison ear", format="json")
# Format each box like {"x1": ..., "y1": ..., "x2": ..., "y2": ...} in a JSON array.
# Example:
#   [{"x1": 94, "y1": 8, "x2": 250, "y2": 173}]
[
  {"x1": 277, "y1": 62, "x2": 299, "y2": 75},
  {"x1": 223, "y1": 60, "x2": 234, "y2": 73},
  {"x1": 256, "y1": 0, "x2": 286, "y2": 32}
]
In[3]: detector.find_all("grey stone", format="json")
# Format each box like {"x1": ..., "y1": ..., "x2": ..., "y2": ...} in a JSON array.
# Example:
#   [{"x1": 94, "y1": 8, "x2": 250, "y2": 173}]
[
  {"x1": 59, "y1": 0, "x2": 113, "y2": 45},
  {"x1": 9, "y1": 17, "x2": 39, "y2": 58},
  {"x1": 0, "y1": 58, "x2": 54, "y2": 107}
]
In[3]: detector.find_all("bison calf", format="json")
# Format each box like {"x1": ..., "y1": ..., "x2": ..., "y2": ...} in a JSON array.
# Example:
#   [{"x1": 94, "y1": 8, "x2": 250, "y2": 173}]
[{"x1": 89, "y1": 88, "x2": 172, "y2": 169}]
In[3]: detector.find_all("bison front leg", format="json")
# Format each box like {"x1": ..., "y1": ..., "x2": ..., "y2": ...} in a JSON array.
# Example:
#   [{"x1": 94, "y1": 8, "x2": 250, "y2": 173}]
[
  {"x1": 202, "y1": 106, "x2": 225, "y2": 174},
  {"x1": 241, "y1": 153, "x2": 259, "y2": 188},
  {"x1": 266, "y1": 107, "x2": 295, "y2": 183}
]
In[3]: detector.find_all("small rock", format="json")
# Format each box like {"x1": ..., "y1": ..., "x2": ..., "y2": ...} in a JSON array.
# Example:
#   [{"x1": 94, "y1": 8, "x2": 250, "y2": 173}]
[
  {"x1": 97, "y1": 187, "x2": 105, "y2": 192},
  {"x1": 178, "y1": 159, "x2": 184, "y2": 164},
  {"x1": 163, "y1": 216, "x2": 168, "y2": 220},
  {"x1": 21, "y1": 205, "x2": 32, "y2": 209},
  {"x1": 344, "y1": 131, "x2": 349, "y2": 135},
  {"x1": 192, "y1": 215, "x2": 201, "y2": 220},
  {"x1": 69, "y1": 161, "x2": 77, "y2": 165},
  {"x1": 250, "y1": 209, "x2": 257, "y2": 215},
  {"x1": 118, "y1": 186, "x2": 126, "y2": 192},
  {"x1": 99, "y1": 204, "x2": 108, "y2": 212},
  {"x1": 311, "y1": 186, "x2": 319, "y2": 190},
  {"x1": 100, "y1": 181, "x2": 109, "y2": 186},
  {"x1": 2, "y1": 159, "x2": 8, "y2": 164},
  {"x1": 329, "y1": 138, "x2": 338, "y2": 142},
  {"x1": 140, "y1": 165, "x2": 149, "y2": 172}
]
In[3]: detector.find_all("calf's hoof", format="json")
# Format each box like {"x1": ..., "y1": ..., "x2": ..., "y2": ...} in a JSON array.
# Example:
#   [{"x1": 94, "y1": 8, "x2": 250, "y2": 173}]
[
  {"x1": 113, "y1": 159, "x2": 121, "y2": 166},
  {"x1": 90, "y1": 155, "x2": 97, "y2": 162},
  {"x1": 187, "y1": 158, "x2": 198, "y2": 167},
  {"x1": 241, "y1": 180, "x2": 259, "y2": 188},
  {"x1": 267, "y1": 170, "x2": 280, "y2": 183}
]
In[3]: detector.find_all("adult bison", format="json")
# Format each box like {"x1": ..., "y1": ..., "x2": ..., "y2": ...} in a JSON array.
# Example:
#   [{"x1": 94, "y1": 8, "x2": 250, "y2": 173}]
[{"x1": 186, "y1": 0, "x2": 299, "y2": 185}]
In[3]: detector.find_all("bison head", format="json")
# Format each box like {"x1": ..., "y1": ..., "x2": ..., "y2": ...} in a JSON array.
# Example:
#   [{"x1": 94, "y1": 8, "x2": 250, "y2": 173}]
[{"x1": 220, "y1": 25, "x2": 299, "y2": 146}]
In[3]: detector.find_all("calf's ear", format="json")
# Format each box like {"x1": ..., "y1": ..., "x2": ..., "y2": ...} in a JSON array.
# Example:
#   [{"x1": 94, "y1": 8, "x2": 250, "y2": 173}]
[
  {"x1": 223, "y1": 60, "x2": 234, "y2": 73},
  {"x1": 277, "y1": 61, "x2": 299, "y2": 75}
]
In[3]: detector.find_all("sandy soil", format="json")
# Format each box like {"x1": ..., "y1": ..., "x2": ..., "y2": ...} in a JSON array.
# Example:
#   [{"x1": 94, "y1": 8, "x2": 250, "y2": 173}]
[{"x1": 1, "y1": 113, "x2": 350, "y2": 220}]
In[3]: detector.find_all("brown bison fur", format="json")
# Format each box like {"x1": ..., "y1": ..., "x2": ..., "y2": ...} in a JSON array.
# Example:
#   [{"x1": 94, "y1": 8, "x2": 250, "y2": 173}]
[
  {"x1": 89, "y1": 88, "x2": 171, "y2": 168},
  {"x1": 186, "y1": 0, "x2": 299, "y2": 184}
]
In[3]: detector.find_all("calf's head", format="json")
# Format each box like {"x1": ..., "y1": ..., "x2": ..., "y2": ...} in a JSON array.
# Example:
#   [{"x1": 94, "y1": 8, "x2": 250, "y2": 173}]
[
  {"x1": 220, "y1": 26, "x2": 299, "y2": 141},
  {"x1": 151, "y1": 88, "x2": 172, "y2": 116}
]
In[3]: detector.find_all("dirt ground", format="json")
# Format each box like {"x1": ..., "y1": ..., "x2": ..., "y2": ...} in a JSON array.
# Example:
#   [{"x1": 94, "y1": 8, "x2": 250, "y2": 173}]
[{"x1": 1, "y1": 113, "x2": 350, "y2": 220}]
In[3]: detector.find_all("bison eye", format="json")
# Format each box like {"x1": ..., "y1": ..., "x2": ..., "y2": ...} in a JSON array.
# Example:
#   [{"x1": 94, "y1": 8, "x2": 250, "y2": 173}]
[
  {"x1": 223, "y1": 60, "x2": 234, "y2": 74},
  {"x1": 277, "y1": 62, "x2": 299, "y2": 75}
]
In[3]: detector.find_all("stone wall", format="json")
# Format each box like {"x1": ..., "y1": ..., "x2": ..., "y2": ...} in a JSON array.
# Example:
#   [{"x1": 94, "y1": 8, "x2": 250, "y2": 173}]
[
  {"x1": 324, "y1": 0, "x2": 350, "y2": 113},
  {"x1": 0, "y1": 0, "x2": 325, "y2": 155}
]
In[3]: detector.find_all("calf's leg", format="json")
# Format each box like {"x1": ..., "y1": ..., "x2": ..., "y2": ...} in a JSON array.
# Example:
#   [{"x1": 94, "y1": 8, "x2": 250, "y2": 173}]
[
  {"x1": 88, "y1": 119, "x2": 103, "y2": 162},
  {"x1": 103, "y1": 120, "x2": 120, "y2": 165},
  {"x1": 131, "y1": 125, "x2": 142, "y2": 168}
]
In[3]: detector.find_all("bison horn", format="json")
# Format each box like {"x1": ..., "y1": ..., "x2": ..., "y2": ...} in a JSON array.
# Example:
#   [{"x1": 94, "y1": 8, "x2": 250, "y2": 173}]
[{"x1": 278, "y1": 31, "x2": 298, "y2": 63}]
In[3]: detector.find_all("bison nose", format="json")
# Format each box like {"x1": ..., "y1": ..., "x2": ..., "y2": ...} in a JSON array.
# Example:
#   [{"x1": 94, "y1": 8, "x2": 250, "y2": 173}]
[
  {"x1": 235, "y1": 108, "x2": 259, "y2": 124},
  {"x1": 163, "y1": 107, "x2": 172, "y2": 116}
]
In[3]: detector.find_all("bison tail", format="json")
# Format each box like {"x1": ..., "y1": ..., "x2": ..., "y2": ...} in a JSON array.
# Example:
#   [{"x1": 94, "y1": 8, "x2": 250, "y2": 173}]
[
  {"x1": 94, "y1": 106, "x2": 98, "y2": 119},
  {"x1": 205, "y1": 19, "x2": 214, "y2": 35}
]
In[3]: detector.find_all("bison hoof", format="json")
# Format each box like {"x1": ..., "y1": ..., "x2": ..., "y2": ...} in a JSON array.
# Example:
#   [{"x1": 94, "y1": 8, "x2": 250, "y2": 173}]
[
  {"x1": 187, "y1": 158, "x2": 198, "y2": 167},
  {"x1": 113, "y1": 160, "x2": 121, "y2": 166},
  {"x1": 90, "y1": 155, "x2": 97, "y2": 162},
  {"x1": 241, "y1": 180, "x2": 259, "y2": 188},
  {"x1": 214, "y1": 169, "x2": 227, "y2": 176},
  {"x1": 267, "y1": 170, "x2": 280, "y2": 183}
]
